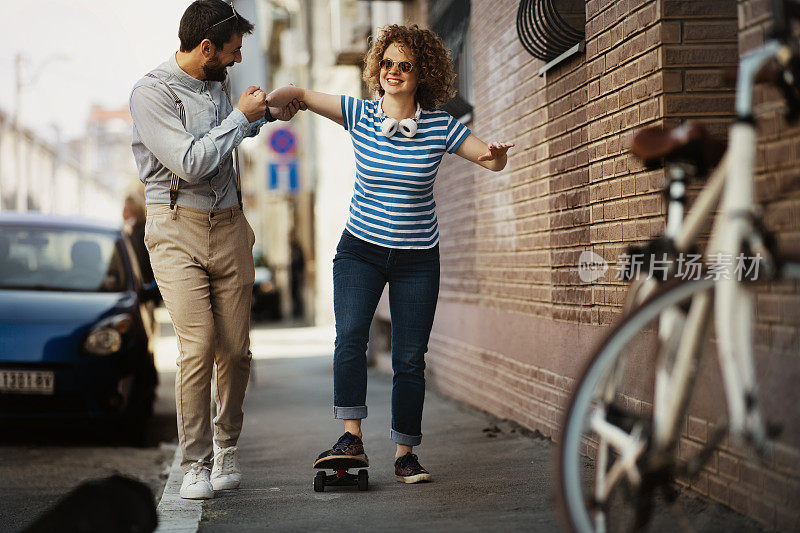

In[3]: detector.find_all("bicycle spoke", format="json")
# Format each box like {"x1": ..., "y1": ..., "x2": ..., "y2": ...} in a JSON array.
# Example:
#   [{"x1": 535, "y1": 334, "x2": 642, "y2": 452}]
[
  {"x1": 590, "y1": 409, "x2": 646, "y2": 502},
  {"x1": 558, "y1": 277, "x2": 718, "y2": 533}
]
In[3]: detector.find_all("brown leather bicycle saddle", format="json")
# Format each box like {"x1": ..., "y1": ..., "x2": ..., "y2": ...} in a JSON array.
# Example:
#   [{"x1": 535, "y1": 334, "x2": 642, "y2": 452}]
[{"x1": 631, "y1": 122, "x2": 725, "y2": 172}]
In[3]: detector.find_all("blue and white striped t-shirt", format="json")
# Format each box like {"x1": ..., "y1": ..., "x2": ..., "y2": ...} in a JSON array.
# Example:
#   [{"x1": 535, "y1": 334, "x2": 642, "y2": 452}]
[{"x1": 340, "y1": 96, "x2": 471, "y2": 249}]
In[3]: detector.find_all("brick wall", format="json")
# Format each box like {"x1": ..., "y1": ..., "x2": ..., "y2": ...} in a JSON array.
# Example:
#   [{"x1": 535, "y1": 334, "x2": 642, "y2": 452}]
[{"x1": 392, "y1": 0, "x2": 800, "y2": 529}]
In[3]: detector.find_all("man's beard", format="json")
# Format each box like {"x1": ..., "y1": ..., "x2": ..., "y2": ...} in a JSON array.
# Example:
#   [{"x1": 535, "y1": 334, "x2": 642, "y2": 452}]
[{"x1": 203, "y1": 59, "x2": 234, "y2": 82}]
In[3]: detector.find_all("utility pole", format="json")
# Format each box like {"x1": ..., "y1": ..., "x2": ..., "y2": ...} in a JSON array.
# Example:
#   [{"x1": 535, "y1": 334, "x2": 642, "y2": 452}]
[
  {"x1": 12, "y1": 52, "x2": 67, "y2": 213},
  {"x1": 13, "y1": 52, "x2": 25, "y2": 212}
]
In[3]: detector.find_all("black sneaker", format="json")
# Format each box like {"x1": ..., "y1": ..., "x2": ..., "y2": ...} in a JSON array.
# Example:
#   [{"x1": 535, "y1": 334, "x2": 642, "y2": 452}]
[
  {"x1": 394, "y1": 452, "x2": 431, "y2": 483},
  {"x1": 314, "y1": 432, "x2": 369, "y2": 467}
]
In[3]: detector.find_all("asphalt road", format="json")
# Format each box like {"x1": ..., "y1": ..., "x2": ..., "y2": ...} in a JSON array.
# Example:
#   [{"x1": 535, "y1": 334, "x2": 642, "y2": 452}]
[{"x1": 0, "y1": 370, "x2": 177, "y2": 532}]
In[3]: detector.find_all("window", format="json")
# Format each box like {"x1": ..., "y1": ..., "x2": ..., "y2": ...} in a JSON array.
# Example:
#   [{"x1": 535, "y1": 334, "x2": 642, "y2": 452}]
[{"x1": 431, "y1": 0, "x2": 473, "y2": 122}]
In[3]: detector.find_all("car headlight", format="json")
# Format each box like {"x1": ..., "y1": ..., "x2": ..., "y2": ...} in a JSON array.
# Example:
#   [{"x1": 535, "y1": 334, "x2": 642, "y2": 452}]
[{"x1": 84, "y1": 314, "x2": 132, "y2": 356}]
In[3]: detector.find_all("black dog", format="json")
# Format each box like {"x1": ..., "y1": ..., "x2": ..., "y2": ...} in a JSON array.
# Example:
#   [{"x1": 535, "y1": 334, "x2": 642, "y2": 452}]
[{"x1": 22, "y1": 475, "x2": 157, "y2": 533}]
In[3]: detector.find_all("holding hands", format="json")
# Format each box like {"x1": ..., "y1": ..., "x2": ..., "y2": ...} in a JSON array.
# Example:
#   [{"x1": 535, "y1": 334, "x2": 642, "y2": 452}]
[
  {"x1": 262, "y1": 84, "x2": 307, "y2": 121},
  {"x1": 237, "y1": 86, "x2": 268, "y2": 122},
  {"x1": 238, "y1": 85, "x2": 307, "y2": 123}
]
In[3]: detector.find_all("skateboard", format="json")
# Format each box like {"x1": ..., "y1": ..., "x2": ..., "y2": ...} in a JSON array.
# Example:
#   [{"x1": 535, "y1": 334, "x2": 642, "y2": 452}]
[{"x1": 313, "y1": 455, "x2": 369, "y2": 492}]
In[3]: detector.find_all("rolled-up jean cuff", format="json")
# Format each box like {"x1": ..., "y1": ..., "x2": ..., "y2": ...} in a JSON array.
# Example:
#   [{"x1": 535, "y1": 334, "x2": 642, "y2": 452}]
[
  {"x1": 333, "y1": 406, "x2": 367, "y2": 419},
  {"x1": 391, "y1": 429, "x2": 422, "y2": 446}
]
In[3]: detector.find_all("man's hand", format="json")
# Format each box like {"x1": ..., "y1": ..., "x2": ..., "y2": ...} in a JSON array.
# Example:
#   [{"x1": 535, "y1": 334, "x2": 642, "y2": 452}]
[
  {"x1": 237, "y1": 86, "x2": 267, "y2": 122},
  {"x1": 270, "y1": 98, "x2": 307, "y2": 121}
]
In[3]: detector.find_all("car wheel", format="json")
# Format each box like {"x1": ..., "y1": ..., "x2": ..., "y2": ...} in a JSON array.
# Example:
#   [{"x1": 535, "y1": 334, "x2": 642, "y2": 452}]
[{"x1": 121, "y1": 375, "x2": 156, "y2": 447}]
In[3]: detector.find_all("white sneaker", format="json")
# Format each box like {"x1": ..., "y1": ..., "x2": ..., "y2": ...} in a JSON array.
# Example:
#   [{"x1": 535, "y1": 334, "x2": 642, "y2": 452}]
[
  {"x1": 211, "y1": 445, "x2": 242, "y2": 490},
  {"x1": 180, "y1": 462, "x2": 214, "y2": 499}
]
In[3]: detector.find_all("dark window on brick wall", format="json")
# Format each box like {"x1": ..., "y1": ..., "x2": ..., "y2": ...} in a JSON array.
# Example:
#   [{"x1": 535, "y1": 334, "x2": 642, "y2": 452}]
[{"x1": 431, "y1": 0, "x2": 473, "y2": 121}]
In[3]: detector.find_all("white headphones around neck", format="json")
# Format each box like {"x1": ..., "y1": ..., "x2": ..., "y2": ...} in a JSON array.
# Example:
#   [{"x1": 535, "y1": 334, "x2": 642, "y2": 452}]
[{"x1": 377, "y1": 97, "x2": 421, "y2": 138}]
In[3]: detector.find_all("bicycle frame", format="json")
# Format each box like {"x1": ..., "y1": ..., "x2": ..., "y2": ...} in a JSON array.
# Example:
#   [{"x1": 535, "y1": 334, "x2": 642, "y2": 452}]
[{"x1": 639, "y1": 41, "x2": 786, "y2": 455}]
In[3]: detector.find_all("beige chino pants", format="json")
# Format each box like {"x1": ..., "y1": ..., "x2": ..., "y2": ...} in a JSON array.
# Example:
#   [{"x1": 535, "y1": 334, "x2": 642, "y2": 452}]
[{"x1": 144, "y1": 204, "x2": 255, "y2": 471}]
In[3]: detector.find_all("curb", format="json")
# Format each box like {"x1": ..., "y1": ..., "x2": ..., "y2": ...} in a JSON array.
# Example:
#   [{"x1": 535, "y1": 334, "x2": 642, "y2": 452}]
[{"x1": 154, "y1": 448, "x2": 202, "y2": 533}]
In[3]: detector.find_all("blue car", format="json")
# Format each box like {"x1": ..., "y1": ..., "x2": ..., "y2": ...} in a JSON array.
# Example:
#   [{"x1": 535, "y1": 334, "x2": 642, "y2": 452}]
[{"x1": 0, "y1": 213, "x2": 159, "y2": 443}]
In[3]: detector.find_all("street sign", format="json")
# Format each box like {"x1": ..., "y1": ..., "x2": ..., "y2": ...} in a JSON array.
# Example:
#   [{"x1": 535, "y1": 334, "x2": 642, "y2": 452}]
[
  {"x1": 269, "y1": 128, "x2": 297, "y2": 155},
  {"x1": 268, "y1": 160, "x2": 299, "y2": 194}
]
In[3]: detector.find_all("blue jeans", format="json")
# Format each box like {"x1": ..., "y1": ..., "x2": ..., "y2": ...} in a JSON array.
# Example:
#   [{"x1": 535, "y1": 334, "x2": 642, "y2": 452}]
[{"x1": 332, "y1": 230, "x2": 440, "y2": 446}]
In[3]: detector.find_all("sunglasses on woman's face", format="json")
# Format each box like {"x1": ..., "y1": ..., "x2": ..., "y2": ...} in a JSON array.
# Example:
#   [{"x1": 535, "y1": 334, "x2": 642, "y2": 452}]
[{"x1": 380, "y1": 58, "x2": 414, "y2": 73}]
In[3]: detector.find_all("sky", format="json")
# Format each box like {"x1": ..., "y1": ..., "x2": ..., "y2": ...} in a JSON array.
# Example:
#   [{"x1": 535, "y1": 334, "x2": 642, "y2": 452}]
[{"x1": 0, "y1": 0, "x2": 202, "y2": 141}]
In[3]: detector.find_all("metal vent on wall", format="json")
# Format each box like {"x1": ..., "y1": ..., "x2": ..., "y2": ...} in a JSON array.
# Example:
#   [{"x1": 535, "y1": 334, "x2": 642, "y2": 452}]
[{"x1": 516, "y1": 0, "x2": 585, "y2": 63}]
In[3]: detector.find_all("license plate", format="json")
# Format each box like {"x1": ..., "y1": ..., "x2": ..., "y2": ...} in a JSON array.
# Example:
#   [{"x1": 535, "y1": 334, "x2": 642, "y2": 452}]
[{"x1": 0, "y1": 370, "x2": 55, "y2": 395}]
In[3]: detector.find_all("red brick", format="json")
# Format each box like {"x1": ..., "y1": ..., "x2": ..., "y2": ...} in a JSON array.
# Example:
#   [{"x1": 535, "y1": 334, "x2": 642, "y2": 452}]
[
  {"x1": 683, "y1": 21, "x2": 739, "y2": 42},
  {"x1": 757, "y1": 293, "x2": 782, "y2": 322},
  {"x1": 691, "y1": 471, "x2": 709, "y2": 496},
  {"x1": 764, "y1": 470, "x2": 787, "y2": 503},
  {"x1": 687, "y1": 416, "x2": 708, "y2": 443},
  {"x1": 741, "y1": 461, "x2": 763, "y2": 489},
  {"x1": 662, "y1": 70, "x2": 683, "y2": 92},
  {"x1": 708, "y1": 476, "x2": 729, "y2": 504},
  {"x1": 684, "y1": 70, "x2": 735, "y2": 92},
  {"x1": 663, "y1": 45, "x2": 738, "y2": 67},
  {"x1": 663, "y1": 94, "x2": 735, "y2": 116},
  {"x1": 660, "y1": 21, "x2": 682, "y2": 44},
  {"x1": 718, "y1": 451, "x2": 740, "y2": 481},
  {"x1": 729, "y1": 484, "x2": 750, "y2": 515},
  {"x1": 662, "y1": 0, "x2": 738, "y2": 19}
]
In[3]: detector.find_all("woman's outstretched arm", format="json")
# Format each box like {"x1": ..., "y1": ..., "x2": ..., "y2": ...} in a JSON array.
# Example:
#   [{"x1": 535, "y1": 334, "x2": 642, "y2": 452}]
[
  {"x1": 267, "y1": 85, "x2": 344, "y2": 126},
  {"x1": 455, "y1": 134, "x2": 514, "y2": 172}
]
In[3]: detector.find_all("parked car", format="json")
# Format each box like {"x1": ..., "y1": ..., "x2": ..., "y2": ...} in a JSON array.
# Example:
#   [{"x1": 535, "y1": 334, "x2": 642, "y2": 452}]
[
  {"x1": 0, "y1": 213, "x2": 159, "y2": 443},
  {"x1": 251, "y1": 250, "x2": 282, "y2": 321}
]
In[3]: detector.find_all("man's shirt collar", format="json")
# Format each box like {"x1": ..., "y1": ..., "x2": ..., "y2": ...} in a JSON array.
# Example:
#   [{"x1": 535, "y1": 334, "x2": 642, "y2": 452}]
[{"x1": 169, "y1": 53, "x2": 207, "y2": 93}]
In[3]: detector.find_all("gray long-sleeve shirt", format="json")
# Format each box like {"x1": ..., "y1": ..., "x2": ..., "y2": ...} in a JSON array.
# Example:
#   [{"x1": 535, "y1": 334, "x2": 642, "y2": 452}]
[{"x1": 129, "y1": 54, "x2": 265, "y2": 210}]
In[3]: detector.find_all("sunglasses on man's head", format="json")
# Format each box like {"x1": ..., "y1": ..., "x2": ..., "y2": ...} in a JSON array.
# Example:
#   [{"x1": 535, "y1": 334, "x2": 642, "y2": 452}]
[
  {"x1": 379, "y1": 58, "x2": 413, "y2": 73},
  {"x1": 205, "y1": 0, "x2": 238, "y2": 33}
]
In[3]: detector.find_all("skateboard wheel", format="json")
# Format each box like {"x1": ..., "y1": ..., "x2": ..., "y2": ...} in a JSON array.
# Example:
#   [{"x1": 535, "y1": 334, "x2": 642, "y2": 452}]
[
  {"x1": 357, "y1": 469, "x2": 368, "y2": 491},
  {"x1": 314, "y1": 472, "x2": 325, "y2": 492}
]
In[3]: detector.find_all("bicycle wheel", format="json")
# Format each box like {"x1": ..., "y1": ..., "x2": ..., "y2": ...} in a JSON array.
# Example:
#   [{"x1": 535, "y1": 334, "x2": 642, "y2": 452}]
[{"x1": 558, "y1": 277, "x2": 716, "y2": 533}]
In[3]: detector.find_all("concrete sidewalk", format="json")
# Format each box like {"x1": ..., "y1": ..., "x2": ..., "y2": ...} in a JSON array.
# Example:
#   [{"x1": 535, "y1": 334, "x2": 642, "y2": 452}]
[
  {"x1": 153, "y1": 323, "x2": 764, "y2": 532},
  {"x1": 151, "y1": 341, "x2": 556, "y2": 533},
  {"x1": 195, "y1": 355, "x2": 555, "y2": 531}
]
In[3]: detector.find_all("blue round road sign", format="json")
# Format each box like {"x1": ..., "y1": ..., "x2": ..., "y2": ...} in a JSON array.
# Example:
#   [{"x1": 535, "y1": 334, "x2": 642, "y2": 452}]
[{"x1": 269, "y1": 129, "x2": 296, "y2": 154}]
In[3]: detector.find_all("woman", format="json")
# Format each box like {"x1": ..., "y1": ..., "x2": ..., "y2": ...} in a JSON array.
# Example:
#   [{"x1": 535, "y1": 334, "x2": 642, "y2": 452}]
[
  {"x1": 267, "y1": 24, "x2": 513, "y2": 483},
  {"x1": 122, "y1": 193, "x2": 155, "y2": 288}
]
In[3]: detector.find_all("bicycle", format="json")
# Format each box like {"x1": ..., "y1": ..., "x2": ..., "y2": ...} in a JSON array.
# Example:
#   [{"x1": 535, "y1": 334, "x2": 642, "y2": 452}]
[{"x1": 557, "y1": 1, "x2": 800, "y2": 531}]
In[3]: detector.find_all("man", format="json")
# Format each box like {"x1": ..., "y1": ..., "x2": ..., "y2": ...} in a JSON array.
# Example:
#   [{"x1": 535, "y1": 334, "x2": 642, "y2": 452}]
[{"x1": 129, "y1": 0, "x2": 302, "y2": 500}]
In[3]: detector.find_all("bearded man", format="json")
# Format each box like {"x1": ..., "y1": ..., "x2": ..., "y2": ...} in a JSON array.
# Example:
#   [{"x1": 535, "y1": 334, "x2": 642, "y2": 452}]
[{"x1": 129, "y1": 0, "x2": 302, "y2": 499}]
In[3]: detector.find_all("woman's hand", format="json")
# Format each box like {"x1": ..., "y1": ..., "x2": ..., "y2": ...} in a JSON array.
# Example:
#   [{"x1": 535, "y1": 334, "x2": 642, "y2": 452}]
[
  {"x1": 477, "y1": 142, "x2": 515, "y2": 162},
  {"x1": 270, "y1": 99, "x2": 308, "y2": 121},
  {"x1": 265, "y1": 85, "x2": 303, "y2": 108},
  {"x1": 455, "y1": 135, "x2": 514, "y2": 171}
]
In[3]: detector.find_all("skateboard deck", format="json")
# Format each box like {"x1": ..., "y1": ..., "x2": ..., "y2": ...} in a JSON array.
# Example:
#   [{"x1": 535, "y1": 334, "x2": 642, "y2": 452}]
[{"x1": 313, "y1": 455, "x2": 369, "y2": 492}]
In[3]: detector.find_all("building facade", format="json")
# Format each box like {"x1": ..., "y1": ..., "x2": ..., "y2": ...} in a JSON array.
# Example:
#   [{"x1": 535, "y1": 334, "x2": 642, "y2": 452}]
[
  {"x1": 365, "y1": 0, "x2": 796, "y2": 529},
  {"x1": 0, "y1": 109, "x2": 119, "y2": 220}
]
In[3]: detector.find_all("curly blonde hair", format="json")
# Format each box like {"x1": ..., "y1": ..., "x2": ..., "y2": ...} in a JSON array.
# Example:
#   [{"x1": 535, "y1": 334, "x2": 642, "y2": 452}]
[{"x1": 363, "y1": 24, "x2": 457, "y2": 110}]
